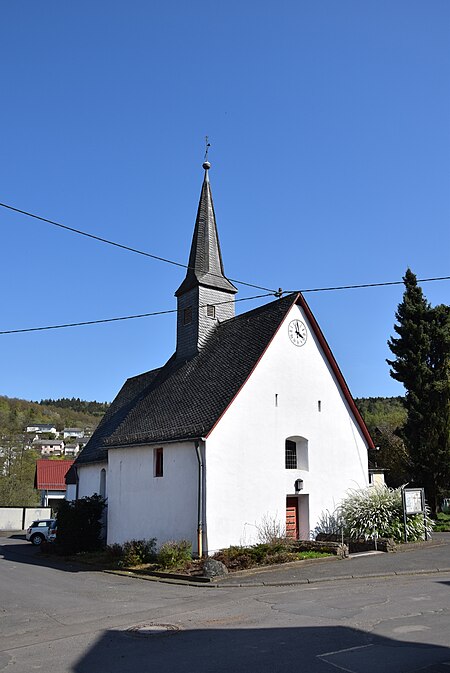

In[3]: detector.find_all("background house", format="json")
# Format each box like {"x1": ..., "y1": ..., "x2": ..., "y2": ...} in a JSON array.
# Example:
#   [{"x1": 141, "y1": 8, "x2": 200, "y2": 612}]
[
  {"x1": 35, "y1": 459, "x2": 74, "y2": 508},
  {"x1": 26, "y1": 423, "x2": 57, "y2": 435},
  {"x1": 33, "y1": 439, "x2": 65, "y2": 456},
  {"x1": 63, "y1": 428, "x2": 85, "y2": 439}
]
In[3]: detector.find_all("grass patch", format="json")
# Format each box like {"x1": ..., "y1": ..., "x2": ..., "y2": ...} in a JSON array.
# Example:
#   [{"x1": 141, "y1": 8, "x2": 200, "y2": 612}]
[{"x1": 434, "y1": 513, "x2": 450, "y2": 532}]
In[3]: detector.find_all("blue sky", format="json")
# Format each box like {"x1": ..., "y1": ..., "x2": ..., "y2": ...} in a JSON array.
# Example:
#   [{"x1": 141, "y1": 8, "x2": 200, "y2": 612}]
[{"x1": 1, "y1": 1, "x2": 449, "y2": 403}]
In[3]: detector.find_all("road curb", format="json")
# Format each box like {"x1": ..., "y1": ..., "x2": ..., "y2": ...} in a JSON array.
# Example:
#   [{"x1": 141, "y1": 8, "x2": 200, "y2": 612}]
[{"x1": 102, "y1": 565, "x2": 450, "y2": 588}]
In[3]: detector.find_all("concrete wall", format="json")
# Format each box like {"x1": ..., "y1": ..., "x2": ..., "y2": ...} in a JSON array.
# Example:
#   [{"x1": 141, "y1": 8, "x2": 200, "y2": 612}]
[
  {"x1": 204, "y1": 302, "x2": 369, "y2": 553},
  {"x1": 107, "y1": 442, "x2": 198, "y2": 547},
  {"x1": 0, "y1": 507, "x2": 52, "y2": 530}
]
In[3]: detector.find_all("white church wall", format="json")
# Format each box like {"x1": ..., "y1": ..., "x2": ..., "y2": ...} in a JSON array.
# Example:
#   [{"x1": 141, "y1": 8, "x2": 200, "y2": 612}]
[
  {"x1": 107, "y1": 442, "x2": 198, "y2": 547},
  {"x1": 205, "y1": 301, "x2": 369, "y2": 553},
  {"x1": 77, "y1": 462, "x2": 106, "y2": 499}
]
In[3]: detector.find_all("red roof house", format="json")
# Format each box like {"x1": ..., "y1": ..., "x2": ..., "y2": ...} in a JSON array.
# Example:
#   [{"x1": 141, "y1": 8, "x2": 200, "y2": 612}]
[{"x1": 35, "y1": 459, "x2": 74, "y2": 507}]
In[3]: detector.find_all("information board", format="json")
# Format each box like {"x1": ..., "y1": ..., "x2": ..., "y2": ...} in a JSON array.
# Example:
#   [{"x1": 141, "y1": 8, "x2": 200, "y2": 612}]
[{"x1": 404, "y1": 488, "x2": 424, "y2": 514}]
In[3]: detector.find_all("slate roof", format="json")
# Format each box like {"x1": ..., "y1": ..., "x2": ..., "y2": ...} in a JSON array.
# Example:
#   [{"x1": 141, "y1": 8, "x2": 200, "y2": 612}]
[
  {"x1": 175, "y1": 167, "x2": 237, "y2": 297},
  {"x1": 75, "y1": 291, "x2": 375, "y2": 467},
  {"x1": 75, "y1": 293, "x2": 298, "y2": 464},
  {"x1": 35, "y1": 459, "x2": 74, "y2": 490}
]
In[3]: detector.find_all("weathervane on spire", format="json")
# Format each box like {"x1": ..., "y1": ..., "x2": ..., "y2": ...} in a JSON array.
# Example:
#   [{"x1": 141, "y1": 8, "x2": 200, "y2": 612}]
[{"x1": 203, "y1": 136, "x2": 211, "y2": 170}]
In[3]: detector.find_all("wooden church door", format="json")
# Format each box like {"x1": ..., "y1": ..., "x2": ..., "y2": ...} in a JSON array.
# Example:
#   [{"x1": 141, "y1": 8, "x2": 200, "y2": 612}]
[{"x1": 286, "y1": 497, "x2": 299, "y2": 539}]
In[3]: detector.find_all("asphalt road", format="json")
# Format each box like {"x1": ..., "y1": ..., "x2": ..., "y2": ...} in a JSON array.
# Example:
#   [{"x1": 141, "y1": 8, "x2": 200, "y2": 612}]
[{"x1": 1, "y1": 534, "x2": 450, "y2": 673}]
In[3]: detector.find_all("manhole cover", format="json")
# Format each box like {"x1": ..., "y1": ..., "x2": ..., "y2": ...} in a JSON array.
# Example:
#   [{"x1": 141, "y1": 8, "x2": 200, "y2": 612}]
[{"x1": 126, "y1": 623, "x2": 180, "y2": 637}]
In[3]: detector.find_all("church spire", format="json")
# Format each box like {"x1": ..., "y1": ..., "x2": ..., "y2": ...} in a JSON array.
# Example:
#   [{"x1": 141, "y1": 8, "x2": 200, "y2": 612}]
[
  {"x1": 175, "y1": 162, "x2": 237, "y2": 297},
  {"x1": 175, "y1": 162, "x2": 237, "y2": 361}
]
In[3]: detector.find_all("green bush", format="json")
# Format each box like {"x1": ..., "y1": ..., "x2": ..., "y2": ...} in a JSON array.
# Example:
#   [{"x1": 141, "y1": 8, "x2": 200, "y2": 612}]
[
  {"x1": 212, "y1": 541, "x2": 330, "y2": 571},
  {"x1": 55, "y1": 494, "x2": 106, "y2": 554},
  {"x1": 120, "y1": 539, "x2": 157, "y2": 567},
  {"x1": 157, "y1": 540, "x2": 192, "y2": 569}
]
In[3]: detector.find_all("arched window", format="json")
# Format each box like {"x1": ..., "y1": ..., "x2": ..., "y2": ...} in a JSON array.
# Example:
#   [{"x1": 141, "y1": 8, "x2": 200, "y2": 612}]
[
  {"x1": 99, "y1": 468, "x2": 107, "y2": 498},
  {"x1": 285, "y1": 437, "x2": 309, "y2": 470}
]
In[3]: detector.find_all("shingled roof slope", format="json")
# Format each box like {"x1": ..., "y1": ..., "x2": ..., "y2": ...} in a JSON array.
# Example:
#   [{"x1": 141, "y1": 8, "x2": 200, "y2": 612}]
[
  {"x1": 75, "y1": 367, "x2": 162, "y2": 464},
  {"x1": 75, "y1": 294, "x2": 297, "y2": 463}
]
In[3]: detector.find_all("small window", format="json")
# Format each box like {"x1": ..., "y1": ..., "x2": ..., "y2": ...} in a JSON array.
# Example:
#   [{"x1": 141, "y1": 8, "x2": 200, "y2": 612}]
[
  {"x1": 154, "y1": 447, "x2": 163, "y2": 477},
  {"x1": 99, "y1": 468, "x2": 106, "y2": 498},
  {"x1": 285, "y1": 440, "x2": 297, "y2": 469},
  {"x1": 206, "y1": 304, "x2": 215, "y2": 319},
  {"x1": 183, "y1": 306, "x2": 192, "y2": 325}
]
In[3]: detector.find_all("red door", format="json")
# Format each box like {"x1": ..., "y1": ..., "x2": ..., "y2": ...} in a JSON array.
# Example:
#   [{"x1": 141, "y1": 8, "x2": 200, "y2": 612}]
[{"x1": 286, "y1": 497, "x2": 299, "y2": 539}]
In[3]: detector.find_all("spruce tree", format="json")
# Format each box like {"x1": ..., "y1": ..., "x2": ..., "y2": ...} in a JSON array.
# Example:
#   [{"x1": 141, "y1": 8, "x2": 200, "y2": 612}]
[
  {"x1": 425, "y1": 304, "x2": 450, "y2": 511},
  {"x1": 387, "y1": 270, "x2": 450, "y2": 514}
]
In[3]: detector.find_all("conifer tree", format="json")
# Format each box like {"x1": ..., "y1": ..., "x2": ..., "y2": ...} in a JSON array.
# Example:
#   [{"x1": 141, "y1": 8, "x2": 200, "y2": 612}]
[{"x1": 387, "y1": 270, "x2": 450, "y2": 514}]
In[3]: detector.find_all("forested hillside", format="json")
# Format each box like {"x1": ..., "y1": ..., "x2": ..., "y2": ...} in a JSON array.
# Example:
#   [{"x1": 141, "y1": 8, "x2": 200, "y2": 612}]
[
  {"x1": 0, "y1": 396, "x2": 109, "y2": 506},
  {"x1": 355, "y1": 396, "x2": 406, "y2": 432},
  {"x1": 0, "y1": 396, "x2": 108, "y2": 434},
  {"x1": 355, "y1": 396, "x2": 409, "y2": 487}
]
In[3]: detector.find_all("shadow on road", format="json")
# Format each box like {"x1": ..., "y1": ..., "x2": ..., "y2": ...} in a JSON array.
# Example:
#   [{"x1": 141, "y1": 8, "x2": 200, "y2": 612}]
[
  {"x1": 73, "y1": 624, "x2": 450, "y2": 673},
  {"x1": 0, "y1": 540, "x2": 95, "y2": 573}
]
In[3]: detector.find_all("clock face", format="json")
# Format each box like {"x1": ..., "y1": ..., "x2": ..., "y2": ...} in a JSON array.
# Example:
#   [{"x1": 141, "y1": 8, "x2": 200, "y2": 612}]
[{"x1": 288, "y1": 319, "x2": 307, "y2": 347}]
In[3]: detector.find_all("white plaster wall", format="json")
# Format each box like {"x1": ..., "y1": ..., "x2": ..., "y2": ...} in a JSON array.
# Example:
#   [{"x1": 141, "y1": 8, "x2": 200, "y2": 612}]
[
  {"x1": 205, "y1": 302, "x2": 369, "y2": 552},
  {"x1": 77, "y1": 462, "x2": 106, "y2": 498},
  {"x1": 107, "y1": 442, "x2": 198, "y2": 547},
  {"x1": 65, "y1": 484, "x2": 77, "y2": 501}
]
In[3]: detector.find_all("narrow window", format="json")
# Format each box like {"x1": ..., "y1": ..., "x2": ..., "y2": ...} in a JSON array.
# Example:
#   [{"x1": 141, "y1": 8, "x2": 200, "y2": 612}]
[
  {"x1": 285, "y1": 440, "x2": 297, "y2": 469},
  {"x1": 99, "y1": 468, "x2": 106, "y2": 498},
  {"x1": 154, "y1": 447, "x2": 163, "y2": 477},
  {"x1": 206, "y1": 304, "x2": 215, "y2": 319},
  {"x1": 183, "y1": 306, "x2": 192, "y2": 325}
]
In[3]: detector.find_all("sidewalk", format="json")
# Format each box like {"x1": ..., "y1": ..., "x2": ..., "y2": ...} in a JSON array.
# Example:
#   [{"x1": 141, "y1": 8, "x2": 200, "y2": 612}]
[{"x1": 214, "y1": 533, "x2": 450, "y2": 587}]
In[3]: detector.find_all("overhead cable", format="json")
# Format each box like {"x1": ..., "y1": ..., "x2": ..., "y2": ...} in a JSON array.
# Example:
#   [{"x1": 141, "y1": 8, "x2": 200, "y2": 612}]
[
  {"x1": 0, "y1": 293, "x2": 273, "y2": 335},
  {"x1": 294, "y1": 275, "x2": 450, "y2": 294},
  {"x1": 0, "y1": 201, "x2": 274, "y2": 293}
]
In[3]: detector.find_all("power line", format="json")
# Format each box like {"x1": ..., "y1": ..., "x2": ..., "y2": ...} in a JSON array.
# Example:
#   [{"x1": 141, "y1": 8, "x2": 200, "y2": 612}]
[
  {"x1": 294, "y1": 275, "x2": 450, "y2": 294},
  {"x1": 0, "y1": 201, "x2": 274, "y2": 293},
  {"x1": 3, "y1": 201, "x2": 449, "y2": 297},
  {"x1": 0, "y1": 293, "x2": 273, "y2": 335}
]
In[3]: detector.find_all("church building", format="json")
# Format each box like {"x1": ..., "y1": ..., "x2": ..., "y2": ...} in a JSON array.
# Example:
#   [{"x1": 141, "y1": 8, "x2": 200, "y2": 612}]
[{"x1": 72, "y1": 161, "x2": 373, "y2": 554}]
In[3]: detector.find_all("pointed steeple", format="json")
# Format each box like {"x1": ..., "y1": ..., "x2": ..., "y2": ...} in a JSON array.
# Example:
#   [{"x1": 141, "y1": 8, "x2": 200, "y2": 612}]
[
  {"x1": 175, "y1": 162, "x2": 237, "y2": 361},
  {"x1": 175, "y1": 162, "x2": 237, "y2": 297}
]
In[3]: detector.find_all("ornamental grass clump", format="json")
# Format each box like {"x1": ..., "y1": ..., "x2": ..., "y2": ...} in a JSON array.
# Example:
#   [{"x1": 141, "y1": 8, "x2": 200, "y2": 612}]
[{"x1": 339, "y1": 485, "x2": 433, "y2": 542}]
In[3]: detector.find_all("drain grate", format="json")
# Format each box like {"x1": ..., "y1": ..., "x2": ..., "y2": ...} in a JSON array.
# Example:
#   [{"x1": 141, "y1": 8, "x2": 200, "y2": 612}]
[{"x1": 126, "y1": 623, "x2": 180, "y2": 637}]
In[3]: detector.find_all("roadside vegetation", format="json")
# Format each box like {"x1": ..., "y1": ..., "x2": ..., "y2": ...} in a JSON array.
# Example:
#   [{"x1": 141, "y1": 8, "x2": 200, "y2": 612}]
[
  {"x1": 52, "y1": 538, "x2": 333, "y2": 575},
  {"x1": 315, "y1": 485, "x2": 434, "y2": 542}
]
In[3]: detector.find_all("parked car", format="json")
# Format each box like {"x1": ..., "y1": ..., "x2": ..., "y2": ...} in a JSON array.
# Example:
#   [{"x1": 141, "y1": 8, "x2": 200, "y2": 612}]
[{"x1": 26, "y1": 519, "x2": 55, "y2": 545}]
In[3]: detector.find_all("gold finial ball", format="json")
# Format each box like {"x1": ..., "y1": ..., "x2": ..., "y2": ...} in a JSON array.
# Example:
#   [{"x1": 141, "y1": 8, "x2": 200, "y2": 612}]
[{"x1": 202, "y1": 161, "x2": 211, "y2": 170}]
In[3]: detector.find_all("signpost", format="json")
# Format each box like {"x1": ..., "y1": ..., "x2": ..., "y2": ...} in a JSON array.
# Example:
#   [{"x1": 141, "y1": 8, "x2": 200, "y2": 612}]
[{"x1": 402, "y1": 487, "x2": 427, "y2": 542}]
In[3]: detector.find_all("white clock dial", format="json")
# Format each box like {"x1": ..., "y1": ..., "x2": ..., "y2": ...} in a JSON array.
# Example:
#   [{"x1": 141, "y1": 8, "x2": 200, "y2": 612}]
[{"x1": 288, "y1": 319, "x2": 307, "y2": 347}]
